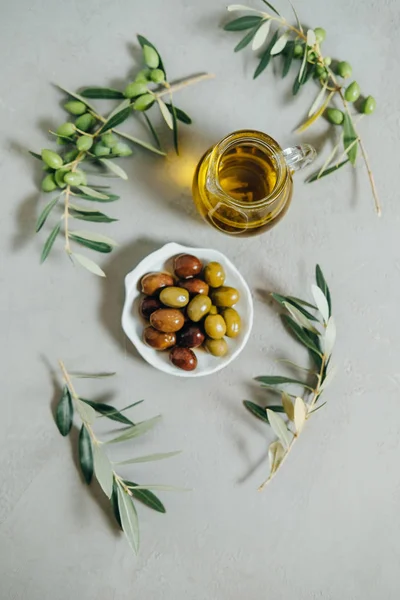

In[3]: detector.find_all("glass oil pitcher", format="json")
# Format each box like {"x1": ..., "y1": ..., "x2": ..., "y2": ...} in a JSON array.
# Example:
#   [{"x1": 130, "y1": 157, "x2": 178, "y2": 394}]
[{"x1": 192, "y1": 130, "x2": 316, "y2": 236}]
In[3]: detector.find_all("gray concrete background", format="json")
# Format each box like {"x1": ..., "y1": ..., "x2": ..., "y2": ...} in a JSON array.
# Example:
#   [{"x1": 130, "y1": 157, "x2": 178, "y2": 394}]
[{"x1": 1, "y1": 0, "x2": 399, "y2": 598}]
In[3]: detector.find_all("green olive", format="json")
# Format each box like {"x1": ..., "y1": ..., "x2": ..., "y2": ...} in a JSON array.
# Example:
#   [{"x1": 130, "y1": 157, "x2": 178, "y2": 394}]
[
  {"x1": 344, "y1": 81, "x2": 361, "y2": 103},
  {"x1": 204, "y1": 314, "x2": 226, "y2": 339},
  {"x1": 323, "y1": 57, "x2": 332, "y2": 66},
  {"x1": 133, "y1": 93, "x2": 155, "y2": 111},
  {"x1": 314, "y1": 27, "x2": 326, "y2": 44},
  {"x1": 75, "y1": 113, "x2": 95, "y2": 132},
  {"x1": 205, "y1": 337, "x2": 228, "y2": 357},
  {"x1": 41, "y1": 149, "x2": 63, "y2": 170},
  {"x1": 76, "y1": 135, "x2": 93, "y2": 152},
  {"x1": 54, "y1": 168, "x2": 69, "y2": 188},
  {"x1": 93, "y1": 143, "x2": 111, "y2": 157},
  {"x1": 221, "y1": 308, "x2": 241, "y2": 338},
  {"x1": 204, "y1": 262, "x2": 225, "y2": 288},
  {"x1": 187, "y1": 294, "x2": 212, "y2": 322},
  {"x1": 336, "y1": 61, "x2": 352, "y2": 79},
  {"x1": 63, "y1": 171, "x2": 84, "y2": 186},
  {"x1": 361, "y1": 95, "x2": 376, "y2": 115},
  {"x1": 150, "y1": 68, "x2": 165, "y2": 83},
  {"x1": 64, "y1": 100, "x2": 87, "y2": 115},
  {"x1": 293, "y1": 43, "x2": 303, "y2": 57},
  {"x1": 210, "y1": 286, "x2": 240, "y2": 308},
  {"x1": 113, "y1": 142, "x2": 132, "y2": 156},
  {"x1": 143, "y1": 45, "x2": 159, "y2": 69},
  {"x1": 159, "y1": 286, "x2": 189, "y2": 308},
  {"x1": 124, "y1": 81, "x2": 148, "y2": 99},
  {"x1": 315, "y1": 65, "x2": 326, "y2": 78},
  {"x1": 64, "y1": 149, "x2": 79, "y2": 163},
  {"x1": 325, "y1": 107, "x2": 344, "y2": 125},
  {"x1": 135, "y1": 69, "x2": 151, "y2": 83},
  {"x1": 102, "y1": 133, "x2": 118, "y2": 148},
  {"x1": 56, "y1": 137, "x2": 67, "y2": 145},
  {"x1": 56, "y1": 122, "x2": 75, "y2": 137},
  {"x1": 209, "y1": 305, "x2": 218, "y2": 315},
  {"x1": 41, "y1": 174, "x2": 57, "y2": 192}
]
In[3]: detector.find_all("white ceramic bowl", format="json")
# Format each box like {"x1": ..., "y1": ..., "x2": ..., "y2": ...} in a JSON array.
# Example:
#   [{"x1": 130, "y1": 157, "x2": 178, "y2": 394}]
[{"x1": 122, "y1": 242, "x2": 254, "y2": 377}]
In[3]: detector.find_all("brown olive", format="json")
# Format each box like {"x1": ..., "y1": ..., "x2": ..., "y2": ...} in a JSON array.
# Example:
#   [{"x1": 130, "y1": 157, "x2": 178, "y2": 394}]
[
  {"x1": 204, "y1": 337, "x2": 228, "y2": 357},
  {"x1": 170, "y1": 347, "x2": 197, "y2": 371},
  {"x1": 187, "y1": 294, "x2": 212, "y2": 322},
  {"x1": 150, "y1": 308, "x2": 185, "y2": 333},
  {"x1": 139, "y1": 296, "x2": 162, "y2": 320},
  {"x1": 173, "y1": 254, "x2": 202, "y2": 279},
  {"x1": 178, "y1": 278, "x2": 209, "y2": 296},
  {"x1": 221, "y1": 308, "x2": 241, "y2": 338},
  {"x1": 177, "y1": 324, "x2": 205, "y2": 348},
  {"x1": 210, "y1": 286, "x2": 240, "y2": 308},
  {"x1": 204, "y1": 314, "x2": 226, "y2": 339},
  {"x1": 141, "y1": 272, "x2": 174, "y2": 296},
  {"x1": 143, "y1": 326, "x2": 176, "y2": 350},
  {"x1": 204, "y1": 262, "x2": 225, "y2": 288},
  {"x1": 159, "y1": 286, "x2": 189, "y2": 308}
]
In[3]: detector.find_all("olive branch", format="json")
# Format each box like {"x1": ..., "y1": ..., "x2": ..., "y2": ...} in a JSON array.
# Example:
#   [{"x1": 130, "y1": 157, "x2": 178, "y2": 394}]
[
  {"x1": 244, "y1": 265, "x2": 336, "y2": 490},
  {"x1": 55, "y1": 361, "x2": 186, "y2": 555},
  {"x1": 31, "y1": 35, "x2": 213, "y2": 276},
  {"x1": 223, "y1": 2, "x2": 381, "y2": 215}
]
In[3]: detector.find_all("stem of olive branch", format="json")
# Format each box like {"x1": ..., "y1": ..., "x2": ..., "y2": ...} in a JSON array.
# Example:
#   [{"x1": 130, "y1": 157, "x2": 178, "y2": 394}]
[
  {"x1": 258, "y1": 353, "x2": 326, "y2": 492},
  {"x1": 154, "y1": 72, "x2": 215, "y2": 98},
  {"x1": 63, "y1": 152, "x2": 84, "y2": 254},
  {"x1": 58, "y1": 360, "x2": 134, "y2": 497},
  {"x1": 261, "y1": 13, "x2": 382, "y2": 215}
]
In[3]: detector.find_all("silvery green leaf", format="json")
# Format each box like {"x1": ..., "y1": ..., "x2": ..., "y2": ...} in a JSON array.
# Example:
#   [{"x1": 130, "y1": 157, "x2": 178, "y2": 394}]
[
  {"x1": 298, "y1": 47, "x2": 308, "y2": 82},
  {"x1": 123, "y1": 482, "x2": 165, "y2": 513},
  {"x1": 294, "y1": 397, "x2": 307, "y2": 433},
  {"x1": 266, "y1": 409, "x2": 293, "y2": 448},
  {"x1": 288, "y1": 0, "x2": 303, "y2": 33},
  {"x1": 55, "y1": 386, "x2": 73, "y2": 436},
  {"x1": 307, "y1": 29, "x2": 316, "y2": 46},
  {"x1": 311, "y1": 284, "x2": 330, "y2": 324},
  {"x1": 69, "y1": 203, "x2": 102, "y2": 213},
  {"x1": 41, "y1": 222, "x2": 61, "y2": 263},
  {"x1": 124, "y1": 484, "x2": 190, "y2": 492},
  {"x1": 114, "y1": 130, "x2": 165, "y2": 155},
  {"x1": 76, "y1": 398, "x2": 96, "y2": 424},
  {"x1": 36, "y1": 195, "x2": 61, "y2": 233},
  {"x1": 99, "y1": 158, "x2": 128, "y2": 180},
  {"x1": 268, "y1": 440, "x2": 285, "y2": 474},
  {"x1": 117, "y1": 484, "x2": 139, "y2": 554},
  {"x1": 93, "y1": 443, "x2": 113, "y2": 498},
  {"x1": 308, "y1": 80, "x2": 328, "y2": 117},
  {"x1": 115, "y1": 451, "x2": 181, "y2": 466},
  {"x1": 316, "y1": 265, "x2": 332, "y2": 315},
  {"x1": 283, "y1": 301, "x2": 319, "y2": 333},
  {"x1": 70, "y1": 230, "x2": 118, "y2": 247},
  {"x1": 70, "y1": 371, "x2": 116, "y2": 378},
  {"x1": 323, "y1": 316, "x2": 336, "y2": 357},
  {"x1": 78, "y1": 425, "x2": 93, "y2": 484},
  {"x1": 106, "y1": 415, "x2": 161, "y2": 444},
  {"x1": 270, "y1": 32, "x2": 289, "y2": 55},
  {"x1": 282, "y1": 392, "x2": 294, "y2": 421},
  {"x1": 157, "y1": 98, "x2": 173, "y2": 129},
  {"x1": 251, "y1": 19, "x2": 271, "y2": 50},
  {"x1": 319, "y1": 364, "x2": 338, "y2": 392},
  {"x1": 72, "y1": 252, "x2": 106, "y2": 277},
  {"x1": 77, "y1": 186, "x2": 110, "y2": 200}
]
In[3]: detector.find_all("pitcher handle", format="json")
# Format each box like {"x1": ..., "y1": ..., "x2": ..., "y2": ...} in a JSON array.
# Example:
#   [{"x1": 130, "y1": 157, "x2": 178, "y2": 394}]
[{"x1": 282, "y1": 144, "x2": 316, "y2": 172}]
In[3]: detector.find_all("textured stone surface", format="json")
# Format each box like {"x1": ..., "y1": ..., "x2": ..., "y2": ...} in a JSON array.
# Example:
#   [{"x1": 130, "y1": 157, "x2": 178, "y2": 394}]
[{"x1": 1, "y1": 0, "x2": 399, "y2": 598}]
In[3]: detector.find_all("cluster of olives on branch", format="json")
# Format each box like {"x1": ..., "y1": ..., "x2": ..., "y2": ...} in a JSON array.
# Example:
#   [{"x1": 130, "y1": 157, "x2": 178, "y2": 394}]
[
  {"x1": 139, "y1": 254, "x2": 242, "y2": 372},
  {"x1": 123, "y1": 44, "x2": 165, "y2": 111}
]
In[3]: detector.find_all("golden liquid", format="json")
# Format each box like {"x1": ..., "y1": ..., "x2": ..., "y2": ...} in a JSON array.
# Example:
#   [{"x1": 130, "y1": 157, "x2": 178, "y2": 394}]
[{"x1": 192, "y1": 133, "x2": 293, "y2": 236}]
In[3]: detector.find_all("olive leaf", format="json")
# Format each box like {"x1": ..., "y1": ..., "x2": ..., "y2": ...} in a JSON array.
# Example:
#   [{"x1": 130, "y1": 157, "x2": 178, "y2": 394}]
[
  {"x1": 266, "y1": 409, "x2": 292, "y2": 448},
  {"x1": 69, "y1": 230, "x2": 118, "y2": 248},
  {"x1": 260, "y1": 0, "x2": 280, "y2": 15},
  {"x1": 78, "y1": 425, "x2": 93, "y2": 484},
  {"x1": 137, "y1": 34, "x2": 165, "y2": 73},
  {"x1": 271, "y1": 293, "x2": 318, "y2": 321},
  {"x1": 270, "y1": 32, "x2": 289, "y2": 55},
  {"x1": 243, "y1": 400, "x2": 285, "y2": 423},
  {"x1": 157, "y1": 98, "x2": 173, "y2": 129},
  {"x1": 36, "y1": 195, "x2": 61, "y2": 233},
  {"x1": 235, "y1": 23, "x2": 262, "y2": 52},
  {"x1": 56, "y1": 84, "x2": 96, "y2": 112},
  {"x1": 307, "y1": 159, "x2": 349, "y2": 183},
  {"x1": 323, "y1": 316, "x2": 336, "y2": 357},
  {"x1": 281, "y1": 392, "x2": 294, "y2": 421},
  {"x1": 281, "y1": 314, "x2": 322, "y2": 356},
  {"x1": 41, "y1": 221, "x2": 61, "y2": 263},
  {"x1": 255, "y1": 375, "x2": 313, "y2": 390},
  {"x1": 252, "y1": 19, "x2": 271, "y2": 51},
  {"x1": 308, "y1": 80, "x2": 328, "y2": 117},
  {"x1": 114, "y1": 129, "x2": 166, "y2": 156},
  {"x1": 111, "y1": 479, "x2": 122, "y2": 527},
  {"x1": 73, "y1": 191, "x2": 119, "y2": 202},
  {"x1": 100, "y1": 105, "x2": 131, "y2": 134},
  {"x1": 99, "y1": 158, "x2": 128, "y2": 180},
  {"x1": 224, "y1": 15, "x2": 263, "y2": 30},
  {"x1": 165, "y1": 104, "x2": 192, "y2": 125},
  {"x1": 106, "y1": 415, "x2": 161, "y2": 444},
  {"x1": 282, "y1": 41, "x2": 294, "y2": 78},
  {"x1": 72, "y1": 252, "x2": 106, "y2": 277},
  {"x1": 77, "y1": 186, "x2": 110, "y2": 200},
  {"x1": 311, "y1": 284, "x2": 330, "y2": 324},
  {"x1": 55, "y1": 386, "x2": 73, "y2": 436},
  {"x1": 295, "y1": 91, "x2": 334, "y2": 133},
  {"x1": 116, "y1": 451, "x2": 181, "y2": 465},
  {"x1": 80, "y1": 87, "x2": 124, "y2": 99},
  {"x1": 283, "y1": 301, "x2": 319, "y2": 333},
  {"x1": 76, "y1": 398, "x2": 96, "y2": 424},
  {"x1": 343, "y1": 113, "x2": 358, "y2": 165},
  {"x1": 124, "y1": 481, "x2": 166, "y2": 513},
  {"x1": 68, "y1": 234, "x2": 113, "y2": 254},
  {"x1": 69, "y1": 371, "x2": 116, "y2": 378},
  {"x1": 143, "y1": 113, "x2": 162, "y2": 150},
  {"x1": 70, "y1": 208, "x2": 117, "y2": 223},
  {"x1": 253, "y1": 30, "x2": 279, "y2": 78},
  {"x1": 117, "y1": 484, "x2": 140, "y2": 553},
  {"x1": 268, "y1": 440, "x2": 285, "y2": 475},
  {"x1": 93, "y1": 443, "x2": 113, "y2": 498},
  {"x1": 294, "y1": 397, "x2": 307, "y2": 433},
  {"x1": 80, "y1": 398, "x2": 134, "y2": 425},
  {"x1": 316, "y1": 264, "x2": 332, "y2": 315},
  {"x1": 319, "y1": 364, "x2": 337, "y2": 391}
]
